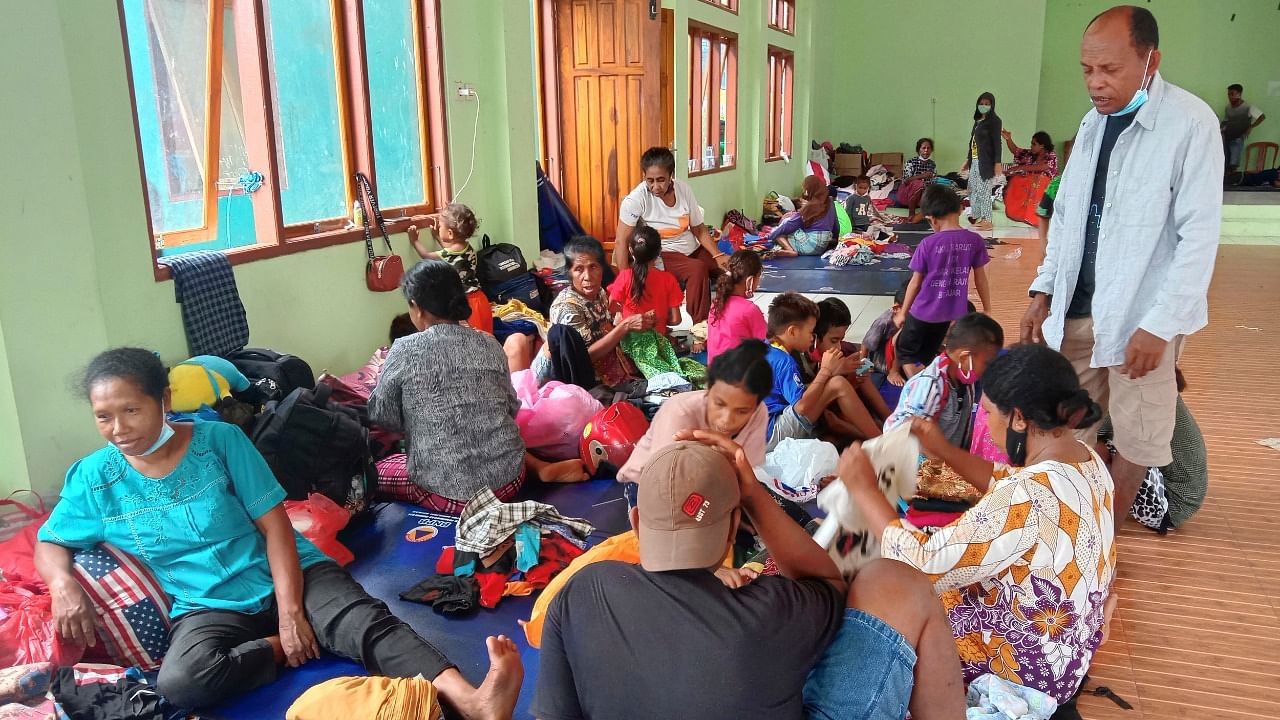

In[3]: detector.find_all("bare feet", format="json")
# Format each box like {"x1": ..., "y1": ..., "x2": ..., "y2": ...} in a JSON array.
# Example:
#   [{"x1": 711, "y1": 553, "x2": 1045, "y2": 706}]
[
  {"x1": 887, "y1": 369, "x2": 906, "y2": 387},
  {"x1": 776, "y1": 248, "x2": 799, "y2": 257},
  {"x1": 537, "y1": 458, "x2": 589, "y2": 483},
  {"x1": 468, "y1": 635, "x2": 523, "y2": 720}
]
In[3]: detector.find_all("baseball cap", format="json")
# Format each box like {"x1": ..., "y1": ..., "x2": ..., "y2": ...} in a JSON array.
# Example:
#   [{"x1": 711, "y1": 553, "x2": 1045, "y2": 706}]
[{"x1": 636, "y1": 441, "x2": 741, "y2": 572}]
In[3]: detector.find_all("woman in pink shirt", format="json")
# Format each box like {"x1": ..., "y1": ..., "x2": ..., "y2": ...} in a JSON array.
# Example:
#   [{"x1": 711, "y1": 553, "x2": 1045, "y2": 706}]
[
  {"x1": 706, "y1": 250, "x2": 767, "y2": 365},
  {"x1": 618, "y1": 340, "x2": 772, "y2": 497}
]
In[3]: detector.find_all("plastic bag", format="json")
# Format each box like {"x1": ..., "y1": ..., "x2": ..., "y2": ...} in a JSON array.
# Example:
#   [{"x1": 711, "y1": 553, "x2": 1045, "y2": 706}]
[
  {"x1": 758, "y1": 439, "x2": 840, "y2": 502},
  {"x1": 285, "y1": 494, "x2": 354, "y2": 566},
  {"x1": 511, "y1": 370, "x2": 604, "y2": 460},
  {"x1": 0, "y1": 493, "x2": 50, "y2": 582},
  {"x1": 0, "y1": 580, "x2": 84, "y2": 667}
]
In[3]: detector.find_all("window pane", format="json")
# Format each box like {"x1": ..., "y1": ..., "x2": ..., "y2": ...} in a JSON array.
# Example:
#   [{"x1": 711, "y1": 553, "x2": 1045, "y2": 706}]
[
  {"x1": 700, "y1": 37, "x2": 713, "y2": 171},
  {"x1": 719, "y1": 41, "x2": 731, "y2": 167},
  {"x1": 363, "y1": 0, "x2": 427, "y2": 208},
  {"x1": 125, "y1": 0, "x2": 208, "y2": 234},
  {"x1": 264, "y1": 0, "x2": 347, "y2": 224}
]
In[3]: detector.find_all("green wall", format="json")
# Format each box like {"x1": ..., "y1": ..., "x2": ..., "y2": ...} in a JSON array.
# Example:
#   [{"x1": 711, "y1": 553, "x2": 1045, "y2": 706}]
[
  {"x1": 672, "y1": 0, "x2": 817, "y2": 223},
  {"x1": 809, "y1": 0, "x2": 1048, "y2": 173},
  {"x1": 1038, "y1": 0, "x2": 1280, "y2": 159},
  {"x1": 0, "y1": 1, "x2": 541, "y2": 497}
]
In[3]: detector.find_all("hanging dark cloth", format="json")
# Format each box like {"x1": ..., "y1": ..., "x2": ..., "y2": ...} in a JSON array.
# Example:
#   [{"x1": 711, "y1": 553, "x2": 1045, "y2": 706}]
[
  {"x1": 537, "y1": 162, "x2": 587, "y2": 253},
  {"x1": 157, "y1": 250, "x2": 250, "y2": 357},
  {"x1": 547, "y1": 325, "x2": 597, "y2": 390}
]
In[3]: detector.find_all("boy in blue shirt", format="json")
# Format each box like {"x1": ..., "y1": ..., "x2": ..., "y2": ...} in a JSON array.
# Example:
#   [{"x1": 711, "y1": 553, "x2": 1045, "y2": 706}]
[{"x1": 764, "y1": 292, "x2": 883, "y2": 451}]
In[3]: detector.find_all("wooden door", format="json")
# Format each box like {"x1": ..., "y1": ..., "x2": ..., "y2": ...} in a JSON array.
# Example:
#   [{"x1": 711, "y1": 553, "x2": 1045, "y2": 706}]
[{"x1": 552, "y1": 0, "x2": 663, "y2": 249}]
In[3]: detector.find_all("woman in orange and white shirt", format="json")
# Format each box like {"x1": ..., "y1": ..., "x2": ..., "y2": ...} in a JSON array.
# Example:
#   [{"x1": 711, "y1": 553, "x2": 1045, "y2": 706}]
[{"x1": 837, "y1": 343, "x2": 1115, "y2": 705}]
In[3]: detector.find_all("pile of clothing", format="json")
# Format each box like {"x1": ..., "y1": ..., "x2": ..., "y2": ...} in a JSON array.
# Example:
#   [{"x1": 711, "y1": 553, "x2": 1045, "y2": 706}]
[
  {"x1": 0, "y1": 662, "x2": 191, "y2": 720},
  {"x1": 400, "y1": 489, "x2": 593, "y2": 614}
]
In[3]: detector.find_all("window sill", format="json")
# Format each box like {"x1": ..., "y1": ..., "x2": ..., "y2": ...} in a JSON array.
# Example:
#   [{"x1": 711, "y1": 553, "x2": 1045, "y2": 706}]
[
  {"x1": 697, "y1": 0, "x2": 738, "y2": 13},
  {"x1": 764, "y1": 155, "x2": 789, "y2": 163},
  {"x1": 688, "y1": 164, "x2": 738, "y2": 178},
  {"x1": 151, "y1": 216, "x2": 422, "y2": 282},
  {"x1": 767, "y1": 25, "x2": 795, "y2": 35}
]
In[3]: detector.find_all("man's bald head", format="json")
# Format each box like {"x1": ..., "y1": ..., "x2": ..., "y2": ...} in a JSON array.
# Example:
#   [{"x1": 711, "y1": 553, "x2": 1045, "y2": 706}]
[
  {"x1": 1086, "y1": 5, "x2": 1159, "y2": 56},
  {"x1": 1080, "y1": 5, "x2": 1161, "y2": 115}
]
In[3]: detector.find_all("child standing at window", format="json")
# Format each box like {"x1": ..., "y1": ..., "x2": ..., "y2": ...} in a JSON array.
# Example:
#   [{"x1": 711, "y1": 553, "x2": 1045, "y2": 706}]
[
  {"x1": 408, "y1": 204, "x2": 492, "y2": 334},
  {"x1": 607, "y1": 225, "x2": 683, "y2": 335},
  {"x1": 895, "y1": 185, "x2": 991, "y2": 379},
  {"x1": 706, "y1": 250, "x2": 766, "y2": 365}
]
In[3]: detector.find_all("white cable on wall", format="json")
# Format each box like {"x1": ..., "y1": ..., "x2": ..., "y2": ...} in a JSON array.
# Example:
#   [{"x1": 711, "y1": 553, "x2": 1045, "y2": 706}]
[{"x1": 451, "y1": 88, "x2": 481, "y2": 202}]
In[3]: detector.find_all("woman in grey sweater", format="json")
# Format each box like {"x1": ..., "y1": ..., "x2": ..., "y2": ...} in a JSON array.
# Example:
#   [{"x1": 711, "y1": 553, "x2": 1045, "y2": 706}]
[{"x1": 370, "y1": 261, "x2": 586, "y2": 513}]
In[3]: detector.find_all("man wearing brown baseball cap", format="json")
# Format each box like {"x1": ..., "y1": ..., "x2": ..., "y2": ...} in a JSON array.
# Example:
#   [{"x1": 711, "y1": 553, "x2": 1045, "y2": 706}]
[{"x1": 533, "y1": 434, "x2": 965, "y2": 720}]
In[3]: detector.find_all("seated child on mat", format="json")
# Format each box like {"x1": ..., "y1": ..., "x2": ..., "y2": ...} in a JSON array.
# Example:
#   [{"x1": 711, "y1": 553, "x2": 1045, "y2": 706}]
[
  {"x1": 806, "y1": 298, "x2": 893, "y2": 425},
  {"x1": 895, "y1": 184, "x2": 991, "y2": 380},
  {"x1": 843, "y1": 175, "x2": 895, "y2": 231},
  {"x1": 764, "y1": 292, "x2": 882, "y2": 451},
  {"x1": 707, "y1": 249, "x2": 766, "y2": 365},
  {"x1": 884, "y1": 312, "x2": 1004, "y2": 449},
  {"x1": 607, "y1": 225, "x2": 683, "y2": 335},
  {"x1": 863, "y1": 278, "x2": 908, "y2": 375},
  {"x1": 408, "y1": 203, "x2": 492, "y2": 335}
]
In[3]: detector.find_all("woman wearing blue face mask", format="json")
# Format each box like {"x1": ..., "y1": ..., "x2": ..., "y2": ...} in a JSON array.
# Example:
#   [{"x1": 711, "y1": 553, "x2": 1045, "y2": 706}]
[
  {"x1": 34, "y1": 348, "x2": 523, "y2": 714},
  {"x1": 962, "y1": 91, "x2": 1004, "y2": 232},
  {"x1": 856, "y1": 343, "x2": 1116, "y2": 706}
]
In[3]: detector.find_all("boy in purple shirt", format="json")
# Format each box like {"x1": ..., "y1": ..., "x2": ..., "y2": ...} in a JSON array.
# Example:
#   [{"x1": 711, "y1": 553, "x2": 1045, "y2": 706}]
[{"x1": 895, "y1": 185, "x2": 991, "y2": 379}]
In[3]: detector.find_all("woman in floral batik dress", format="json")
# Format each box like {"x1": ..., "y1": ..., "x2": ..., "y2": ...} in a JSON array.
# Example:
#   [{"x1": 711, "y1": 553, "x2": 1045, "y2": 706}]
[{"x1": 882, "y1": 344, "x2": 1116, "y2": 704}]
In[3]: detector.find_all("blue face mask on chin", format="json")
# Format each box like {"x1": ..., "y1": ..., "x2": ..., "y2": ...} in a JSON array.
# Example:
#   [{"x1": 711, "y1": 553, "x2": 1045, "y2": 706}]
[
  {"x1": 129, "y1": 422, "x2": 175, "y2": 457},
  {"x1": 1110, "y1": 50, "x2": 1154, "y2": 115}
]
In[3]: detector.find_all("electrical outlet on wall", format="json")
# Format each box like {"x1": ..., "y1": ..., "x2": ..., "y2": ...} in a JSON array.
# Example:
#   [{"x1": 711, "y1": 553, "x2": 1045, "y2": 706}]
[{"x1": 455, "y1": 82, "x2": 476, "y2": 100}]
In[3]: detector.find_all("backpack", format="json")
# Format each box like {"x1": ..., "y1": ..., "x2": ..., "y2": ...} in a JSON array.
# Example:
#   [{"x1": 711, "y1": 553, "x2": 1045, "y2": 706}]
[
  {"x1": 225, "y1": 348, "x2": 315, "y2": 401},
  {"x1": 486, "y1": 272, "x2": 546, "y2": 315},
  {"x1": 476, "y1": 234, "x2": 528, "y2": 291},
  {"x1": 250, "y1": 384, "x2": 374, "y2": 515}
]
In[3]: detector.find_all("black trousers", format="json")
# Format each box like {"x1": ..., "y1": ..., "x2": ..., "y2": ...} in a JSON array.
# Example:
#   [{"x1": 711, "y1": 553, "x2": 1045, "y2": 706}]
[{"x1": 156, "y1": 561, "x2": 454, "y2": 709}]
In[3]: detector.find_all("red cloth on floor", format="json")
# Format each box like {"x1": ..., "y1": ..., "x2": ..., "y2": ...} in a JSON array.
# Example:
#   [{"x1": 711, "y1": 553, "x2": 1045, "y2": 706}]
[
  {"x1": 435, "y1": 537, "x2": 585, "y2": 609},
  {"x1": 905, "y1": 508, "x2": 964, "y2": 529},
  {"x1": 523, "y1": 535, "x2": 584, "y2": 587},
  {"x1": 474, "y1": 573, "x2": 507, "y2": 608}
]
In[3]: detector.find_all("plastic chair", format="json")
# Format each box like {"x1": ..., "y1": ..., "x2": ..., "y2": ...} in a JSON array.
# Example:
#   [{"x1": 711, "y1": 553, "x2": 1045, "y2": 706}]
[{"x1": 1244, "y1": 142, "x2": 1278, "y2": 173}]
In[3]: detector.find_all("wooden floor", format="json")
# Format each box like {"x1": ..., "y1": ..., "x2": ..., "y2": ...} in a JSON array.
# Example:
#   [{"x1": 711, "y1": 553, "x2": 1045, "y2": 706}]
[{"x1": 982, "y1": 237, "x2": 1280, "y2": 720}]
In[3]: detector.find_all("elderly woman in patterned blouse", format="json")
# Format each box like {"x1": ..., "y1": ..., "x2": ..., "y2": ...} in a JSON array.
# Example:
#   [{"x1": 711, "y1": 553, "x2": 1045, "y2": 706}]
[{"x1": 837, "y1": 343, "x2": 1115, "y2": 705}]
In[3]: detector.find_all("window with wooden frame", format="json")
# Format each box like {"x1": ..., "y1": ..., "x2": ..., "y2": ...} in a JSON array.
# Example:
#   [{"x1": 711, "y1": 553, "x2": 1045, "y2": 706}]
[
  {"x1": 697, "y1": 0, "x2": 737, "y2": 13},
  {"x1": 767, "y1": 0, "x2": 795, "y2": 34},
  {"x1": 118, "y1": 0, "x2": 450, "y2": 275},
  {"x1": 687, "y1": 23, "x2": 737, "y2": 176},
  {"x1": 765, "y1": 46, "x2": 793, "y2": 161}
]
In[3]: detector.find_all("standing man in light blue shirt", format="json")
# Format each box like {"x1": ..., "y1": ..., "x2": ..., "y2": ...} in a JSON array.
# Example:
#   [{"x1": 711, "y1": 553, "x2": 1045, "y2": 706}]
[{"x1": 1021, "y1": 5, "x2": 1222, "y2": 526}]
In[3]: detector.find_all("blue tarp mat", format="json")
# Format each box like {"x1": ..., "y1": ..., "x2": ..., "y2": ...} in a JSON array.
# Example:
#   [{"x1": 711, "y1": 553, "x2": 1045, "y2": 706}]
[{"x1": 213, "y1": 479, "x2": 627, "y2": 720}]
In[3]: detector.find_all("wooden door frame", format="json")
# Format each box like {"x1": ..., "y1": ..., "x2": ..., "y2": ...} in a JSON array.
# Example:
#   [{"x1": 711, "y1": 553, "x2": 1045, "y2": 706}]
[
  {"x1": 535, "y1": 0, "x2": 672, "y2": 192},
  {"x1": 536, "y1": 0, "x2": 562, "y2": 188}
]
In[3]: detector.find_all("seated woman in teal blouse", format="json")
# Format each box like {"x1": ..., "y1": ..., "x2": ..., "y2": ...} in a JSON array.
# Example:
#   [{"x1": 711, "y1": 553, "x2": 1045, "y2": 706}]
[{"x1": 35, "y1": 348, "x2": 521, "y2": 715}]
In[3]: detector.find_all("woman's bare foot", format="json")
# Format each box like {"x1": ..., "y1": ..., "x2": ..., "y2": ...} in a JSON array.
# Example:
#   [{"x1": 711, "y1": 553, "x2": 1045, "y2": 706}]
[
  {"x1": 776, "y1": 247, "x2": 799, "y2": 257},
  {"x1": 537, "y1": 458, "x2": 589, "y2": 483},
  {"x1": 887, "y1": 369, "x2": 906, "y2": 387},
  {"x1": 437, "y1": 636, "x2": 524, "y2": 720}
]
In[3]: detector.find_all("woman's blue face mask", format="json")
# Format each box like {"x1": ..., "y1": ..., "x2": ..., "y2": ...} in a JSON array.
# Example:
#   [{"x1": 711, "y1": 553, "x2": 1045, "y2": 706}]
[{"x1": 977, "y1": 104, "x2": 992, "y2": 114}]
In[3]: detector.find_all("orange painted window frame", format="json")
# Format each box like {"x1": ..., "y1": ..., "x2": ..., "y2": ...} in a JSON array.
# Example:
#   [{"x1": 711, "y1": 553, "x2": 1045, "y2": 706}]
[
  {"x1": 687, "y1": 21, "x2": 737, "y2": 177},
  {"x1": 117, "y1": 0, "x2": 452, "y2": 280}
]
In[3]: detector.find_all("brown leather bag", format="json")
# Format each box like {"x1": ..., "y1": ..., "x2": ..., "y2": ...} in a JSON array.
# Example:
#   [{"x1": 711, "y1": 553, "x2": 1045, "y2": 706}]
[{"x1": 356, "y1": 172, "x2": 403, "y2": 292}]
